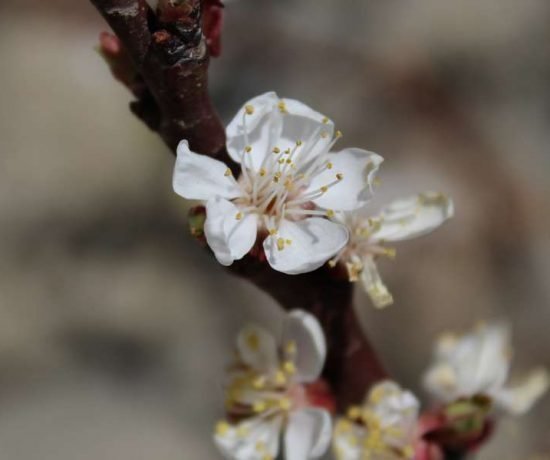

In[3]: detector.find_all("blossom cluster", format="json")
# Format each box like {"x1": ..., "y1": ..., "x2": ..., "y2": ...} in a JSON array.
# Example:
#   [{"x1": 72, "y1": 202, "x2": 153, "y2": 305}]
[
  {"x1": 213, "y1": 311, "x2": 548, "y2": 460},
  {"x1": 173, "y1": 92, "x2": 453, "y2": 308},
  {"x1": 171, "y1": 93, "x2": 548, "y2": 459}
]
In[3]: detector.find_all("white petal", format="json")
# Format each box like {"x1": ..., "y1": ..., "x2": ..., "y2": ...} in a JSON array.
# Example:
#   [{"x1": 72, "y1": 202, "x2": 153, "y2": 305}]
[
  {"x1": 277, "y1": 98, "x2": 335, "y2": 167},
  {"x1": 226, "y1": 92, "x2": 283, "y2": 172},
  {"x1": 367, "y1": 381, "x2": 420, "y2": 448},
  {"x1": 263, "y1": 218, "x2": 349, "y2": 275},
  {"x1": 284, "y1": 409, "x2": 332, "y2": 460},
  {"x1": 423, "y1": 323, "x2": 512, "y2": 400},
  {"x1": 493, "y1": 368, "x2": 549, "y2": 415},
  {"x1": 359, "y1": 257, "x2": 393, "y2": 309},
  {"x1": 308, "y1": 149, "x2": 384, "y2": 211},
  {"x1": 214, "y1": 416, "x2": 282, "y2": 460},
  {"x1": 204, "y1": 197, "x2": 258, "y2": 266},
  {"x1": 224, "y1": 211, "x2": 259, "y2": 261},
  {"x1": 332, "y1": 419, "x2": 363, "y2": 460},
  {"x1": 237, "y1": 324, "x2": 278, "y2": 373},
  {"x1": 423, "y1": 363, "x2": 460, "y2": 402},
  {"x1": 173, "y1": 140, "x2": 242, "y2": 200},
  {"x1": 372, "y1": 192, "x2": 453, "y2": 242},
  {"x1": 281, "y1": 310, "x2": 327, "y2": 382},
  {"x1": 455, "y1": 323, "x2": 511, "y2": 395}
]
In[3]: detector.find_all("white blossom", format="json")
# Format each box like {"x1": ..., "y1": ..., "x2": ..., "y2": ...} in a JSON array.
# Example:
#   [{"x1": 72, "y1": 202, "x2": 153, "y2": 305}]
[
  {"x1": 424, "y1": 322, "x2": 549, "y2": 415},
  {"x1": 333, "y1": 381, "x2": 419, "y2": 460},
  {"x1": 330, "y1": 192, "x2": 453, "y2": 308},
  {"x1": 214, "y1": 310, "x2": 332, "y2": 460},
  {"x1": 173, "y1": 92, "x2": 383, "y2": 274}
]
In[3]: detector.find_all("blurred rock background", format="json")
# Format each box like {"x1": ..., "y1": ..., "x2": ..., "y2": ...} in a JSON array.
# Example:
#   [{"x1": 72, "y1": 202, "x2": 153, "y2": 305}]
[{"x1": 0, "y1": 0, "x2": 549, "y2": 458}]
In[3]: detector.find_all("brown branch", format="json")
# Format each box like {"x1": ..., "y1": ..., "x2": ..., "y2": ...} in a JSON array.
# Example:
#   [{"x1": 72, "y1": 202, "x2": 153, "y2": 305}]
[
  {"x1": 90, "y1": 0, "x2": 226, "y2": 157},
  {"x1": 90, "y1": 0, "x2": 386, "y2": 412}
]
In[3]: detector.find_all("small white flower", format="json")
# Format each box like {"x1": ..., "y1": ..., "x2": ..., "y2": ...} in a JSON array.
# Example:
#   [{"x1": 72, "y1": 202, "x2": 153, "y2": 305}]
[
  {"x1": 330, "y1": 192, "x2": 453, "y2": 308},
  {"x1": 173, "y1": 92, "x2": 383, "y2": 274},
  {"x1": 214, "y1": 310, "x2": 332, "y2": 460},
  {"x1": 333, "y1": 381, "x2": 419, "y2": 460},
  {"x1": 424, "y1": 322, "x2": 549, "y2": 415}
]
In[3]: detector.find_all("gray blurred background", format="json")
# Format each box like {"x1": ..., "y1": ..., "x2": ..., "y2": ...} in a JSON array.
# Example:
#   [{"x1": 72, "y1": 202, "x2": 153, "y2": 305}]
[{"x1": 0, "y1": 0, "x2": 549, "y2": 458}]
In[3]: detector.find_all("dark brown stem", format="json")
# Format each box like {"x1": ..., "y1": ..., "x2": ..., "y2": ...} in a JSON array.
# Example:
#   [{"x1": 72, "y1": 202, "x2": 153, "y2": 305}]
[
  {"x1": 89, "y1": 0, "x2": 386, "y2": 411},
  {"x1": 90, "y1": 0, "x2": 226, "y2": 157}
]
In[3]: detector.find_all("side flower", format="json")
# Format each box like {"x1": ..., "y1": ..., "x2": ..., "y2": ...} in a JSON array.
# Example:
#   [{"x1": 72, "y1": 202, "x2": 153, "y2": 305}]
[
  {"x1": 330, "y1": 192, "x2": 453, "y2": 308},
  {"x1": 424, "y1": 322, "x2": 549, "y2": 415},
  {"x1": 333, "y1": 380, "x2": 420, "y2": 460},
  {"x1": 214, "y1": 310, "x2": 333, "y2": 460},
  {"x1": 173, "y1": 91, "x2": 383, "y2": 274}
]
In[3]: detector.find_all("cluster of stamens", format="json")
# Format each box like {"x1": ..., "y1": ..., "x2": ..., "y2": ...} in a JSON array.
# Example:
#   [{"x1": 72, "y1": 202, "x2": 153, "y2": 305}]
[
  {"x1": 335, "y1": 387, "x2": 414, "y2": 460},
  {"x1": 215, "y1": 332, "x2": 303, "y2": 453},
  {"x1": 329, "y1": 215, "x2": 396, "y2": 280},
  {"x1": 226, "y1": 101, "x2": 346, "y2": 251}
]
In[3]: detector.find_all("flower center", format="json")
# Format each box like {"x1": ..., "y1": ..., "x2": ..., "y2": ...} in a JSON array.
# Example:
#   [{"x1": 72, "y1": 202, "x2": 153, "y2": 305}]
[{"x1": 230, "y1": 105, "x2": 346, "y2": 237}]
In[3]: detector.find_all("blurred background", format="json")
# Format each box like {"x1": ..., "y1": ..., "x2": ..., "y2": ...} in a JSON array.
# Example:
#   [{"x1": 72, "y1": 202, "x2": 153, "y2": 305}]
[{"x1": 0, "y1": 0, "x2": 549, "y2": 458}]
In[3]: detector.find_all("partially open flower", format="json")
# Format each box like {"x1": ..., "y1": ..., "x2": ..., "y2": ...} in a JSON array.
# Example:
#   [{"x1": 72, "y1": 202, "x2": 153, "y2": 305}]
[
  {"x1": 333, "y1": 381, "x2": 420, "y2": 460},
  {"x1": 424, "y1": 322, "x2": 549, "y2": 415},
  {"x1": 214, "y1": 310, "x2": 333, "y2": 460},
  {"x1": 173, "y1": 92, "x2": 382, "y2": 274},
  {"x1": 330, "y1": 192, "x2": 453, "y2": 308}
]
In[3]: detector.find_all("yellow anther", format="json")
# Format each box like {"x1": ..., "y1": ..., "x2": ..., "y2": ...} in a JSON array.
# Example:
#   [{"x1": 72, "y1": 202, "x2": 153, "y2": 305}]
[
  {"x1": 215, "y1": 420, "x2": 230, "y2": 436},
  {"x1": 245, "y1": 104, "x2": 254, "y2": 115},
  {"x1": 224, "y1": 168, "x2": 232, "y2": 177},
  {"x1": 259, "y1": 168, "x2": 267, "y2": 177},
  {"x1": 278, "y1": 158, "x2": 285, "y2": 164},
  {"x1": 283, "y1": 361, "x2": 296, "y2": 375},
  {"x1": 245, "y1": 145, "x2": 252, "y2": 153},
  {"x1": 252, "y1": 375, "x2": 266, "y2": 389},
  {"x1": 285, "y1": 340, "x2": 297, "y2": 355},
  {"x1": 326, "y1": 209, "x2": 335, "y2": 218},
  {"x1": 272, "y1": 147, "x2": 281, "y2": 154},
  {"x1": 383, "y1": 247, "x2": 396, "y2": 259},
  {"x1": 286, "y1": 158, "x2": 292, "y2": 164},
  {"x1": 347, "y1": 405, "x2": 362, "y2": 420},
  {"x1": 275, "y1": 370, "x2": 287, "y2": 386},
  {"x1": 326, "y1": 162, "x2": 333, "y2": 169},
  {"x1": 284, "y1": 148, "x2": 291, "y2": 154},
  {"x1": 273, "y1": 172, "x2": 282, "y2": 183},
  {"x1": 235, "y1": 212, "x2": 243, "y2": 220},
  {"x1": 336, "y1": 173, "x2": 344, "y2": 181},
  {"x1": 335, "y1": 130, "x2": 343, "y2": 138},
  {"x1": 369, "y1": 386, "x2": 387, "y2": 405},
  {"x1": 236, "y1": 425, "x2": 249, "y2": 437},
  {"x1": 337, "y1": 420, "x2": 354, "y2": 436},
  {"x1": 320, "y1": 185, "x2": 328, "y2": 193},
  {"x1": 285, "y1": 239, "x2": 292, "y2": 245},
  {"x1": 246, "y1": 332, "x2": 259, "y2": 351},
  {"x1": 269, "y1": 228, "x2": 278, "y2": 236},
  {"x1": 277, "y1": 238, "x2": 285, "y2": 251},
  {"x1": 253, "y1": 401, "x2": 267, "y2": 413},
  {"x1": 346, "y1": 261, "x2": 363, "y2": 282},
  {"x1": 322, "y1": 116, "x2": 329, "y2": 124},
  {"x1": 296, "y1": 140, "x2": 303, "y2": 146},
  {"x1": 279, "y1": 398, "x2": 292, "y2": 410},
  {"x1": 328, "y1": 259, "x2": 337, "y2": 268},
  {"x1": 278, "y1": 100, "x2": 287, "y2": 113}
]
